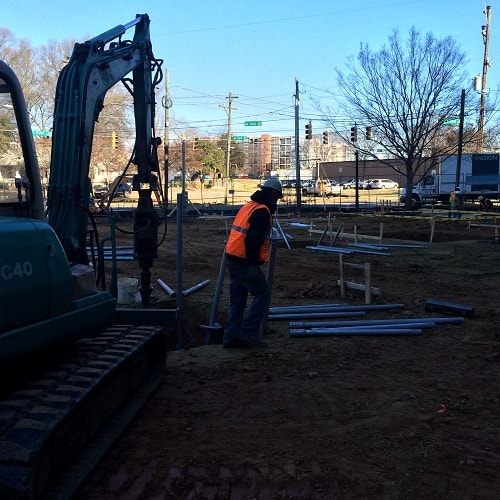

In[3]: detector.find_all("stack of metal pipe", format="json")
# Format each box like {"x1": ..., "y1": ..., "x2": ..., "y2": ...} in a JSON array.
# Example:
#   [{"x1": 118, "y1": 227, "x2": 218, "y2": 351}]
[{"x1": 266, "y1": 303, "x2": 465, "y2": 336}]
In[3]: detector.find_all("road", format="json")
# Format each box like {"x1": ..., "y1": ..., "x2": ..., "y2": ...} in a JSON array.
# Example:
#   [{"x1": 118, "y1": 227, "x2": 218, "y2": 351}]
[{"x1": 164, "y1": 179, "x2": 402, "y2": 208}]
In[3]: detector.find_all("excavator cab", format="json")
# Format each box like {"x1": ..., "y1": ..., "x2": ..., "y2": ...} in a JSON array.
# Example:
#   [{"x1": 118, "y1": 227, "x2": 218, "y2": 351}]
[
  {"x1": 0, "y1": 61, "x2": 45, "y2": 220},
  {"x1": 0, "y1": 59, "x2": 116, "y2": 361}
]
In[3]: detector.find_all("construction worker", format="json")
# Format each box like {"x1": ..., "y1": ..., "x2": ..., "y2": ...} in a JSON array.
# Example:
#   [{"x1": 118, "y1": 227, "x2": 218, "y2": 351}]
[
  {"x1": 223, "y1": 178, "x2": 283, "y2": 348},
  {"x1": 449, "y1": 188, "x2": 462, "y2": 223},
  {"x1": 478, "y1": 196, "x2": 493, "y2": 211}
]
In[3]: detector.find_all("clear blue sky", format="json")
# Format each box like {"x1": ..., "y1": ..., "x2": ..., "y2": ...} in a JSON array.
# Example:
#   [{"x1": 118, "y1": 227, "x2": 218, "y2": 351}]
[{"x1": 2, "y1": 0, "x2": 497, "y2": 138}]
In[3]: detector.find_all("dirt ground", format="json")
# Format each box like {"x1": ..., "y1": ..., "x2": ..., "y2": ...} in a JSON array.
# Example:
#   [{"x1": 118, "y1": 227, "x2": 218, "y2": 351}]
[{"x1": 77, "y1": 209, "x2": 500, "y2": 499}]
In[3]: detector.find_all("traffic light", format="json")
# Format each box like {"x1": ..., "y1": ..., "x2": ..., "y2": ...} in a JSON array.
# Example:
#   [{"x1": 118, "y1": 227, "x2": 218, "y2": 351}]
[
  {"x1": 111, "y1": 130, "x2": 118, "y2": 149},
  {"x1": 365, "y1": 126, "x2": 373, "y2": 140},
  {"x1": 322, "y1": 130, "x2": 329, "y2": 145},
  {"x1": 193, "y1": 137, "x2": 199, "y2": 150},
  {"x1": 350, "y1": 126, "x2": 357, "y2": 143},
  {"x1": 305, "y1": 121, "x2": 312, "y2": 140}
]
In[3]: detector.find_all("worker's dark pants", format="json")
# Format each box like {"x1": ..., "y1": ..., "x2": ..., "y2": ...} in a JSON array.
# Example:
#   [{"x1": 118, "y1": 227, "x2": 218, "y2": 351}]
[
  {"x1": 449, "y1": 208, "x2": 461, "y2": 224},
  {"x1": 224, "y1": 259, "x2": 270, "y2": 342}
]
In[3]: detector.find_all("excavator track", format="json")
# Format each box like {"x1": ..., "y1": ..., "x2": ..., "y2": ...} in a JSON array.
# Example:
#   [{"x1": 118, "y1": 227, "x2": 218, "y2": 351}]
[{"x1": 0, "y1": 324, "x2": 166, "y2": 499}]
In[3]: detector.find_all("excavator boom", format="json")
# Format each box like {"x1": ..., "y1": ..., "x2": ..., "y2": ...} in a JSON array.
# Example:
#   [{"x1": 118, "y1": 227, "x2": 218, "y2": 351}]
[{"x1": 47, "y1": 14, "x2": 162, "y2": 306}]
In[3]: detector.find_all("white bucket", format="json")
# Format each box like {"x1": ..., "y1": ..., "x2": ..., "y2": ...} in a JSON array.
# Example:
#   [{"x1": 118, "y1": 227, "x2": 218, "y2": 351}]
[{"x1": 117, "y1": 277, "x2": 141, "y2": 305}]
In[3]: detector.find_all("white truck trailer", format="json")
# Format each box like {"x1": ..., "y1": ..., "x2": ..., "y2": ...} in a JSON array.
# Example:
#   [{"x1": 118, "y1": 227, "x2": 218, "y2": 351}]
[{"x1": 401, "y1": 153, "x2": 500, "y2": 208}]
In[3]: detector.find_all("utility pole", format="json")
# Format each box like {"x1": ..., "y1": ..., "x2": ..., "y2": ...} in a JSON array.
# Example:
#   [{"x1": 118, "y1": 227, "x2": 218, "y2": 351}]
[
  {"x1": 351, "y1": 123, "x2": 360, "y2": 211},
  {"x1": 162, "y1": 68, "x2": 172, "y2": 207},
  {"x1": 294, "y1": 77, "x2": 301, "y2": 214},
  {"x1": 355, "y1": 149, "x2": 360, "y2": 211},
  {"x1": 220, "y1": 92, "x2": 238, "y2": 204},
  {"x1": 478, "y1": 4, "x2": 491, "y2": 152},
  {"x1": 456, "y1": 89, "x2": 466, "y2": 189}
]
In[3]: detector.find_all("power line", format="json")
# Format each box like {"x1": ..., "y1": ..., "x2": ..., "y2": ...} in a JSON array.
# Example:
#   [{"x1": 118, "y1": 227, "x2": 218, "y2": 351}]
[{"x1": 156, "y1": 1, "x2": 426, "y2": 36}]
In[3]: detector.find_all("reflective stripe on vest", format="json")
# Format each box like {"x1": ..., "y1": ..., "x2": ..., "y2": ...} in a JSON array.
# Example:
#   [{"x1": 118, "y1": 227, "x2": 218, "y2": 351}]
[{"x1": 225, "y1": 201, "x2": 272, "y2": 262}]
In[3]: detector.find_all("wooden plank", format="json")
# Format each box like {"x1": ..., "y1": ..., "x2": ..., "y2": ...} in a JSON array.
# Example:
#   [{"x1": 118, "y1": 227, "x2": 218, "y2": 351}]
[{"x1": 336, "y1": 280, "x2": 381, "y2": 296}]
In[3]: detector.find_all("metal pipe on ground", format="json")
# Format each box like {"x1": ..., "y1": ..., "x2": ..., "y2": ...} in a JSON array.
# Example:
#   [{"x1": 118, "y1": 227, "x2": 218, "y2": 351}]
[
  {"x1": 269, "y1": 303, "x2": 405, "y2": 314},
  {"x1": 87, "y1": 245, "x2": 133, "y2": 252},
  {"x1": 307, "y1": 244, "x2": 392, "y2": 256},
  {"x1": 289, "y1": 327, "x2": 423, "y2": 336},
  {"x1": 307, "y1": 245, "x2": 354, "y2": 254},
  {"x1": 103, "y1": 256, "x2": 135, "y2": 261},
  {"x1": 157, "y1": 278, "x2": 176, "y2": 297},
  {"x1": 348, "y1": 242, "x2": 390, "y2": 251},
  {"x1": 202, "y1": 251, "x2": 227, "y2": 345},
  {"x1": 347, "y1": 247, "x2": 391, "y2": 256},
  {"x1": 297, "y1": 322, "x2": 436, "y2": 331},
  {"x1": 289, "y1": 317, "x2": 464, "y2": 329},
  {"x1": 269, "y1": 311, "x2": 367, "y2": 320},
  {"x1": 91, "y1": 250, "x2": 134, "y2": 256},
  {"x1": 183, "y1": 279, "x2": 210, "y2": 297},
  {"x1": 269, "y1": 303, "x2": 353, "y2": 314},
  {"x1": 98, "y1": 246, "x2": 134, "y2": 261},
  {"x1": 369, "y1": 243, "x2": 428, "y2": 249},
  {"x1": 290, "y1": 323, "x2": 433, "y2": 335},
  {"x1": 268, "y1": 304, "x2": 405, "y2": 320}
]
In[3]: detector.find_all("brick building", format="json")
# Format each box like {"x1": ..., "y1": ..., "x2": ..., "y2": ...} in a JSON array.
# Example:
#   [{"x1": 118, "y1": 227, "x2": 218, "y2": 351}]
[{"x1": 319, "y1": 157, "x2": 435, "y2": 185}]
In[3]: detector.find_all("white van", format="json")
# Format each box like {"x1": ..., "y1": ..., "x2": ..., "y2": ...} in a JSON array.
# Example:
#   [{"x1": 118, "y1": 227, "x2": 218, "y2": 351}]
[{"x1": 366, "y1": 179, "x2": 399, "y2": 189}]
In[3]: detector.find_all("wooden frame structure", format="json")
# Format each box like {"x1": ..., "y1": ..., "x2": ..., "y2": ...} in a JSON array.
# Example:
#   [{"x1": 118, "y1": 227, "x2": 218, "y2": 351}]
[{"x1": 337, "y1": 254, "x2": 381, "y2": 305}]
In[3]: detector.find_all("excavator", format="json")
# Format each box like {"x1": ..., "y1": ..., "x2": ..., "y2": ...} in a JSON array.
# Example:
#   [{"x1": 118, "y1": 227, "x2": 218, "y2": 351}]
[{"x1": 0, "y1": 14, "x2": 168, "y2": 498}]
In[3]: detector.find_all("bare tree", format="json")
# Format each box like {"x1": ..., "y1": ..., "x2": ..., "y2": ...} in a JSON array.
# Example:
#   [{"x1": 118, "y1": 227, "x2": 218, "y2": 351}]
[
  {"x1": 1, "y1": 32, "x2": 75, "y2": 133},
  {"x1": 1, "y1": 29, "x2": 133, "y2": 184},
  {"x1": 0, "y1": 30, "x2": 38, "y2": 114},
  {"x1": 91, "y1": 85, "x2": 133, "y2": 183},
  {"x1": 332, "y1": 27, "x2": 485, "y2": 208},
  {"x1": 35, "y1": 39, "x2": 76, "y2": 131}
]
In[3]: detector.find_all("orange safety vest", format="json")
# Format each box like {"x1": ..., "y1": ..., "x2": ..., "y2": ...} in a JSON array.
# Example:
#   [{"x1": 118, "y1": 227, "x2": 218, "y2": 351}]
[{"x1": 226, "y1": 201, "x2": 272, "y2": 262}]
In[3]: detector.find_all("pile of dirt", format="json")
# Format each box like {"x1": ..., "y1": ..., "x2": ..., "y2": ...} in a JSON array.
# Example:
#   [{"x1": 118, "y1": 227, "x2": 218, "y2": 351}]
[{"x1": 78, "y1": 213, "x2": 500, "y2": 499}]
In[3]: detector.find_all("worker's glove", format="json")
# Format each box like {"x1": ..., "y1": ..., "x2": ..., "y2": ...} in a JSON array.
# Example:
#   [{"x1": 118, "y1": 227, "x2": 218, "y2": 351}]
[{"x1": 247, "y1": 264, "x2": 261, "y2": 281}]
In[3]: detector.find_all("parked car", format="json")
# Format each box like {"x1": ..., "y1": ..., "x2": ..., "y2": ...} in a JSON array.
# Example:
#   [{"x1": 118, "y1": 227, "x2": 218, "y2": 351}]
[
  {"x1": 342, "y1": 179, "x2": 364, "y2": 189},
  {"x1": 281, "y1": 179, "x2": 297, "y2": 189},
  {"x1": 94, "y1": 182, "x2": 132, "y2": 200},
  {"x1": 302, "y1": 179, "x2": 341, "y2": 197},
  {"x1": 365, "y1": 179, "x2": 399, "y2": 189}
]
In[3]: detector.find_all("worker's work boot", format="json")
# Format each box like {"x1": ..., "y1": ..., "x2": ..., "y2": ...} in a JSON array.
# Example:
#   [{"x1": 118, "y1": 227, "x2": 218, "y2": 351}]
[{"x1": 223, "y1": 334, "x2": 267, "y2": 349}]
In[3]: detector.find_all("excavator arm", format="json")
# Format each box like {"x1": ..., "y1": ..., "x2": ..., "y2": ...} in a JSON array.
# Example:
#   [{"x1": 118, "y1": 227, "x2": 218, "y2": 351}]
[{"x1": 47, "y1": 14, "x2": 162, "y2": 303}]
